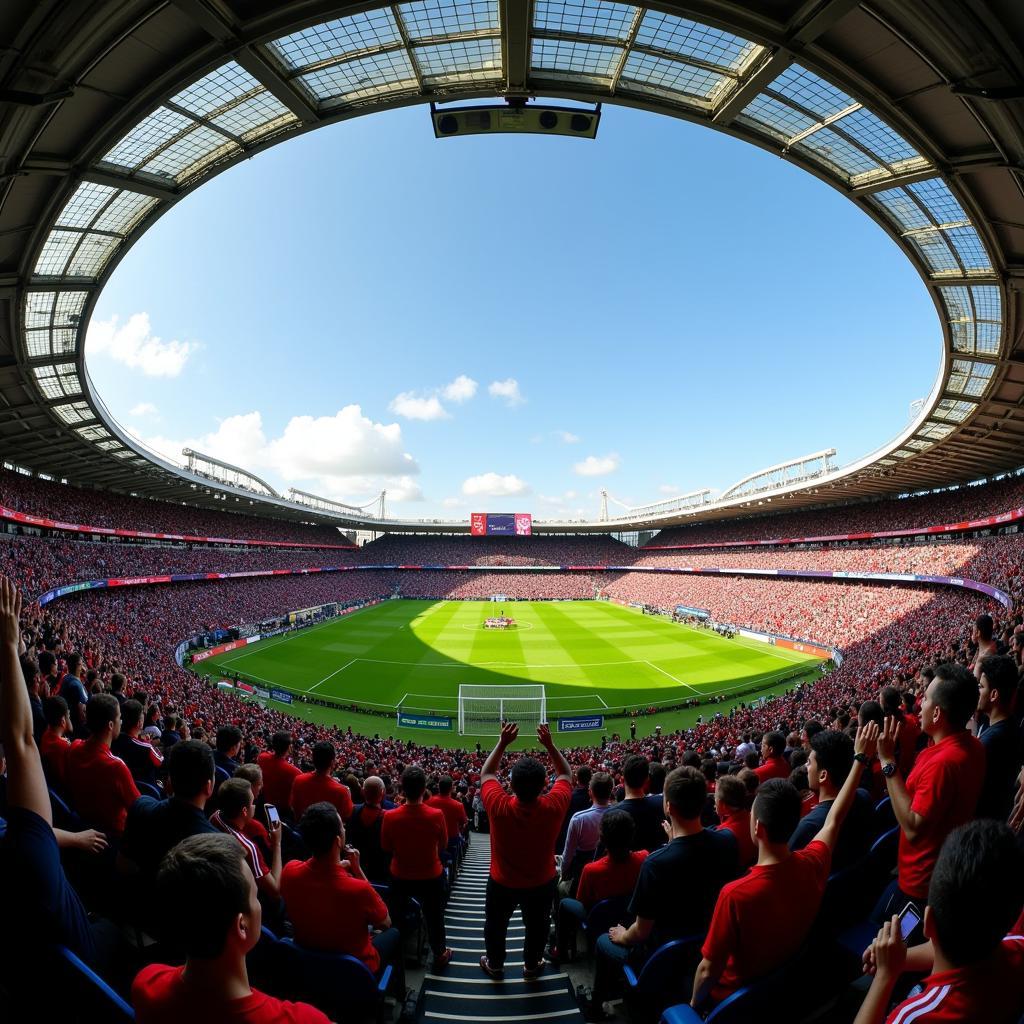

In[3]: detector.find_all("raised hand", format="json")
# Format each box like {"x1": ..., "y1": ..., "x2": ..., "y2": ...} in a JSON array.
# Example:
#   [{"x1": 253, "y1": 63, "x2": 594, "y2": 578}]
[
  {"x1": 0, "y1": 575, "x2": 22, "y2": 649},
  {"x1": 877, "y1": 715, "x2": 900, "y2": 763},
  {"x1": 499, "y1": 721, "x2": 519, "y2": 748},
  {"x1": 855, "y1": 721, "x2": 879, "y2": 761},
  {"x1": 870, "y1": 916, "x2": 907, "y2": 980},
  {"x1": 536, "y1": 722, "x2": 554, "y2": 749}
]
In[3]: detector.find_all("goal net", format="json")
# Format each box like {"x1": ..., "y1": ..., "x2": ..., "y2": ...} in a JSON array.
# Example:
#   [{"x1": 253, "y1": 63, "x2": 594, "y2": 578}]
[{"x1": 457, "y1": 684, "x2": 547, "y2": 737}]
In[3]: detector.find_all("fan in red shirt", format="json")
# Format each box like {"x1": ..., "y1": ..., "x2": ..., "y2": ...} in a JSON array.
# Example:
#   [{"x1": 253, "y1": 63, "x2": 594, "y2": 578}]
[
  {"x1": 691, "y1": 723, "x2": 878, "y2": 1009},
  {"x1": 133, "y1": 834, "x2": 329, "y2": 1024},
  {"x1": 39, "y1": 694, "x2": 76, "y2": 790},
  {"x1": 854, "y1": 820, "x2": 1024, "y2": 1024},
  {"x1": 289, "y1": 740, "x2": 353, "y2": 821},
  {"x1": 65, "y1": 693, "x2": 139, "y2": 837},
  {"x1": 380, "y1": 765, "x2": 451, "y2": 973},
  {"x1": 256, "y1": 731, "x2": 301, "y2": 816},
  {"x1": 873, "y1": 665, "x2": 985, "y2": 927},
  {"x1": 753, "y1": 731, "x2": 791, "y2": 784},
  {"x1": 281, "y1": 802, "x2": 403, "y2": 993},
  {"x1": 433, "y1": 775, "x2": 469, "y2": 846},
  {"x1": 714, "y1": 775, "x2": 756, "y2": 868},
  {"x1": 480, "y1": 722, "x2": 572, "y2": 981}
]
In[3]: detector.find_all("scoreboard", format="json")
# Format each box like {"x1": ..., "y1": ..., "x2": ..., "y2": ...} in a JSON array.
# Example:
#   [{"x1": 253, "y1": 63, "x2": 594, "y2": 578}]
[{"x1": 471, "y1": 512, "x2": 532, "y2": 537}]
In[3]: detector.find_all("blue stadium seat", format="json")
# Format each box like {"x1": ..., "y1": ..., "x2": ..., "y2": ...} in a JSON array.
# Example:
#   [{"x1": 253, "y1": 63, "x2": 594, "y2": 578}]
[
  {"x1": 622, "y1": 936, "x2": 703, "y2": 1020},
  {"x1": 834, "y1": 826, "x2": 901, "y2": 961},
  {"x1": 135, "y1": 781, "x2": 162, "y2": 800},
  {"x1": 582, "y1": 896, "x2": 631, "y2": 955},
  {"x1": 49, "y1": 787, "x2": 82, "y2": 831},
  {"x1": 56, "y1": 945, "x2": 135, "y2": 1022},
  {"x1": 873, "y1": 796, "x2": 896, "y2": 837},
  {"x1": 374, "y1": 883, "x2": 426, "y2": 963}
]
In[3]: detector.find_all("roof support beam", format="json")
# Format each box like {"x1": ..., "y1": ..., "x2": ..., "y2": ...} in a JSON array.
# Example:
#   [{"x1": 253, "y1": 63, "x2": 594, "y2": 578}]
[
  {"x1": 712, "y1": 47, "x2": 792, "y2": 124},
  {"x1": 390, "y1": 6, "x2": 425, "y2": 94},
  {"x1": 501, "y1": 0, "x2": 532, "y2": 94},
  {"x1": 787, "y1": 0, "x2": 865, "y2": 46},
  {"x1": 82, "y1": 169, "x2": 178, "y2": 202},
  {"x1": 235, "y1": 46, "x2": 319, "y2": 125}
]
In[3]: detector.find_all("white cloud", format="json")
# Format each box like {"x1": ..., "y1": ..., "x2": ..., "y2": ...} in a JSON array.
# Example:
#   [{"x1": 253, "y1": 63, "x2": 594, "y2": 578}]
[
  {"x1": 86, "y1": 312, "x2": 197, "y2": 377},
  {"x1": 574, "y1": 453, "x2": 620, "y2": 477},
  {"x1": 462, "y1": 472, "x2": 529, "y2": 497},
  {"x1": 388, "y1": 392, "x2": 450, "y2": 421},
  {"x1": 488, "y1": 378, "x2": 525, "y2": 407},
  {"x1": 555, "y1": 430, "x2": 580, "y2": 444},
  {"x1": 442, "y1": 375, "x2": 478, "y2": 403},
  {"x1": 129, "y1": 402, "x2": 158, "y2": 417}
]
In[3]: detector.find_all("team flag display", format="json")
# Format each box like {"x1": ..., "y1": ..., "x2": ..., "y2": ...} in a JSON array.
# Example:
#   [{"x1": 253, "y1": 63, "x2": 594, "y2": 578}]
[{"x1": 470, "y1": 512, "x2": 532, "y2": 536}]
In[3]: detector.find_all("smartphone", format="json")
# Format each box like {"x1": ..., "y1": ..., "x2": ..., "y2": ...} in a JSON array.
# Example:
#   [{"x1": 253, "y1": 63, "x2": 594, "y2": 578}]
[
  {"x1": 898, "y1": 902, "x2": 921, "y2": 940},
  {"x1": 264, "y1": 803, "x2": 280, "y2": 827}
]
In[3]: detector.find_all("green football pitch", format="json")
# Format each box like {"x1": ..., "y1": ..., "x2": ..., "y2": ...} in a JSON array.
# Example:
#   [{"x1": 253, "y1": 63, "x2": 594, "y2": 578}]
[{"x1": 194, "y1": 600, "x2": 823, "y2": 746}]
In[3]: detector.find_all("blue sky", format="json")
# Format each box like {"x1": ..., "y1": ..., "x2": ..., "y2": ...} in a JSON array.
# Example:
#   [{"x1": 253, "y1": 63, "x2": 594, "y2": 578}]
[{"x1": 88, "y1": 101, "x2": 937, "y2": 520}]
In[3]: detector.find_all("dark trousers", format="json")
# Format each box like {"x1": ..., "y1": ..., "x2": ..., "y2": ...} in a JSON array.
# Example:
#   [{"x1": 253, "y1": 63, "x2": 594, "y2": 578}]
[
  {"x1": 484, "y1": 876, "x2": 556, "y2": 969},
  {"x1": 391, "y1": 875, "x2": 447, "y2": 961},
  {"x1": 871, "y1": 879, "x2": 926, "y2": 946},
  {"x1": 372, "y1": 926, "x2": 405, "y2": 994},
  {"x1": 556, "y1": 897, "x2": 586, "y2": 957}
]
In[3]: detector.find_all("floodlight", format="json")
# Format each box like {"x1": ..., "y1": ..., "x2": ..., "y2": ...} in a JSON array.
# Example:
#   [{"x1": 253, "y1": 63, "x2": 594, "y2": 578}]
[{"x1": 431, "y1": 101, "x2": 601, "y2": 140}]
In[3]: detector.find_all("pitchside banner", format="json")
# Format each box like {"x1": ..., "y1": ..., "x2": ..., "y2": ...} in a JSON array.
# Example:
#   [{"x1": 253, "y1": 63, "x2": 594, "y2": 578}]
[
  {"x1": 558, "y1": 715, "x2": 604, "y2": 732},
  {"x1": 470, "y1": 512, "x2": 533, "y2": 536},
  {"x1": 397, "y1": 712, "x2": 452, "y2": 730}
]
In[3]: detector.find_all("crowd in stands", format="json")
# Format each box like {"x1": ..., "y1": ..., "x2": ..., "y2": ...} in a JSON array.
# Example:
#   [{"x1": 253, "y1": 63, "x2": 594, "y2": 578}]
[{"x1": 646, "y1": 470, "x2": 1024, "y2": 547}]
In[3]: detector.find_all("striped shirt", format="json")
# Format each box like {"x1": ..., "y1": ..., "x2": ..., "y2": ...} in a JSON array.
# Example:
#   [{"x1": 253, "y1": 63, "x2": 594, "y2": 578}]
[{"x1": 210, "y1": 811, "x2": 268, "y2": 880}]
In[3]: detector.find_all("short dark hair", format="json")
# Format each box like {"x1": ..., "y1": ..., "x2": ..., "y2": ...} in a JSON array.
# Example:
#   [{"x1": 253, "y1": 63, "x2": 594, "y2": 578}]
[
  {"x1": 218, "y1": 778, "x2": 253, "y2": 819},
  {"x1": 664, "y1": 766, "x2": 707, "y2": 820},
  {"x1": 65, "y1": 652, "x2": 81, "y2": 675},
  {"x1": 510, "y1": 756, "x2": 546, "y2": 802},
  {"x1": 110, "y1": 673, "x2": 125, "y2": 693},
  {"x1": 879, "y1": 687, "x2": 902, "y2": 715},
  {"x1": 270, "y1": 730, "x2": 292, "y2": 755},
  {"x1": 802, "y1": 720, "x2": 825, "y2": 742},
  {"x1": 979, "y1": 655, "x2": 1018, "y2": 707},
  {"x1": 438, "y1": 775, "x2": 453, "y2": 795},
  {"x1": 401, "y1": 765, "x2": 427, "y2": 800},
  {"x1": 156, "y1": 835, "x2": 252, "y2": 958},
  {"x1": 752, "y1": 778, "x2": 801, "y2": 844},
  {"x1": 168, "y1": 740, "x2": 215, "y2": 800},
  {"x1": 216, "y1": 725, "x2": 242, "y2": 753},
  {"x1": 763, "y1": 731, "x2": 785, "y2": 756},
  {"x1": 39, "y1": 651, "x2": 56, "y2": 676},
  {"x1": 575, "y1": 765, "x2": 592, "y2": 787},
  {"x1": 85, "y1": 693, "x2": 119, "y2": 733},
  {"x1": 312, "y1": 741, "x2": 335, "y2": 772},
  {"x1": 975, "y1": 614, "x2": 994, "y2": 641},
  {"x1": 299, "y1": 802, "x2": 342, "y2": 857},
  {"x1": 622, "y1": 754, "x2": 649, "y2": 789},
  {"x1": 931, "y1": 662, "x2": 980, "y2": 729},
  {"x1": 590, "y1": 771, "x2": 613, "y2": 803},
  {"x1": 44, "y1": 695, "x2": 69, "y2": 728},
  {"x1": 600, "y1": 809, "x2": 636, "y2": 862},
  {"x1": 121, "y1": 698, "x2": 144, "y2": 732},
  {"x1": 809, "y1": 729, "x2": 854, "y2": 788},
  {"x1": 928, "y1": 820, "x2": 1024, "y2": 965},
  {"x1": 648, "y1": 761, "x2": 666, "y2": 795},
  {"x1": 858, "y1": 700, "x2": 884, "y2": 728},
  {"x1": 715, "y1": 775, "x2": 746, "y2": 811}
]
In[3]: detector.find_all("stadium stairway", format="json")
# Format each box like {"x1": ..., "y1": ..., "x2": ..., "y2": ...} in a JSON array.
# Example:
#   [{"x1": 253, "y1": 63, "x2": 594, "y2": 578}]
[{"x1": 419, "y1": 833, "x2": 584, "y2": 1024}]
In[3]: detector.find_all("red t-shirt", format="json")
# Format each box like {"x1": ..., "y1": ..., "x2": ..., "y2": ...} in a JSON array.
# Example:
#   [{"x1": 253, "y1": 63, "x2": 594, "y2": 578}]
[
  {"x1": 281, "y1": 858, "x2": 389, "y2": 971},
  {"x1": 702, "y1": 839, "x2": 831, "y2": 1001},
  {"x1": 433, "y1": 794, "x2": 468, "y2": 840},
  {"x1": 716, "y1": 809, "x2": 756, "y2": 868},
  {"x1": 132, "y1": 964, "x2": 330, "y2": 1023},
  {"x1": 66, "y1": 739, "x2": 140, "y2": 836},
  {"x1": 256, "y1": 752, "x2": 302, "y2": 812},
  {"x1": 290, "y1": 771, "x2": 354, "y2": 821},
  {"x1": 897, "y1": 715, "x2": 921, "y2": 777},
  {"x1": 380, "y1": 802, "x2": 447, "y2": 880},
  {"x1": 885, "y1": 935, "x2": 1024, "y2": 1023},
  {"x1": 753, "y1": 756, "x2": 790, "y2": 784},
  {"x1": 211, "y1": 812, "x2": 269, "y2": 880},
  {"x1": 577, "y1": 850, "x2": 648, "y2": 909},
  {"x1": 482, "y1": 778, "x2": 572, "y2": 889},
  {"x1": 40, "y1": 731, "x2": 76, "y2": 789},
  {"x1": 898, "y1": 731, "x2": 985, "y2": 898}
]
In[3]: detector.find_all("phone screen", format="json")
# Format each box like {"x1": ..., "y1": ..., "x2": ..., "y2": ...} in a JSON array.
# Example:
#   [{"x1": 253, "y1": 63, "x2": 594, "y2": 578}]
[
  {"x1": 898, "y1": 903, "x2": 921, "y2": 940},
  {"x1": 265, "y1": 803, "x2": 280, "y2": 826}
]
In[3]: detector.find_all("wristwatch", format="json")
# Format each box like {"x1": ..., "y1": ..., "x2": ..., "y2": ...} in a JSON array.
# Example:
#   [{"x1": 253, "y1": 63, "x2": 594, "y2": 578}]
[
  {"x1": 853, "y1": 752, "x2": 871, "y2": 766},
  {"x1": 880, "y1": 761, "x2": 897, "y2": 778}
]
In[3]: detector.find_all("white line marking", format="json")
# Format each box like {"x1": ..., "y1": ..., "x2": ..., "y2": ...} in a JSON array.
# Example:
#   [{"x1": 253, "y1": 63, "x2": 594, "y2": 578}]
[
  {"x1": 425, "y1": 990, "x2": 566, "y2": 1001},
  {"x1": 423, "y1": 974, "x2": 568, "y2": 984},
  {"x1": 425, "y1": 1009, "x2": 579, "y2": 1021},
  {"x1": 644, "y1": 660, "x2": 700, "y2": 694},
  {"x1": 308, "y1": 658, "x2": 357, "y2": 692}
]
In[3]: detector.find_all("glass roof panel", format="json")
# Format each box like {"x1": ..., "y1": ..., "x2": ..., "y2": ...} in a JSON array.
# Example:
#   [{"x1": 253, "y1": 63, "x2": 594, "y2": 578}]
[
  {"x1": 76, "y1": 425, "x2": 111, "y2": 441},
  {"x1": 56, "y1": 182, "x2": 118, "y2": 229},
  {"x1": 171, "y1": 62, "x2": 261, "y2": 119},
  {"x1": 943, "y1": 225, "x2": 992, "y2": 274},
  {"x1": 26, "y1": 330, "x2": 53, "y2": 358},
  {"x1": 736, "y1": 93, "x2": 816, "y2": 141},
  {"x1": 54, "y1": 291, "x2": 88, "y2": 325},
  {"x1": 947, "y1": 359, "x2": 995, "y2": 398},
  {"x1": 932, "y1": 398, "x2": 975, "y2": 423},
  {"x1": 635, "y1": 10, "x2": 759, "y2": 72},
  {"x1": 209, "y1": 95, "x2": 297, "y2": 143},
  {"x1": 974, "y1": 323, "x2": 1000, "y2": 354},
  {"x1": 831, "y1": 107, "x2": 921, "y2": 167},
  {"x1": 904, "y1": 439, "x2": 932, "y2": 451},
  {"x1": 971, "y1": 285, "x2": 1001, "y2": 322},
  {"x1": 768, "y1": 64, "x2": 856, "y2": 119},
  {"x1": 296, "y1": 50, "x2": 417, "y2": 104},
  {"x1": 139, "y1": 126, "x2": 239, "y2": 183},
  {"x1": 533, "y1": 1, "x2": 636, "y2": 41},
  {"x1": 268, "y1": 11, "x2": 401, "y2": 73},
  {"x1": 66, "y1": 233, "x2": 122, "y2": 277},
  {"x1": 53, "y1": 402, "x2": 92, "y2": 424},
  {"x1": 96, "y1": 440, "x2": 123, "y2": 451},
  {"x1": 619, "y1": 52, "x2": 726, "y2": 103},
  {"x1": 906, "y1": 230, "x2": 961, "y2": 276},
  {"x1": 870, "y1": 188, "x2": 931, "y2": 232},
  {"x1": 34, "y1": 230, "x2": 82, "y2": 277},
  {"x1": 917, "y1": 421, "x2": 955, "y2": 441},
  {"x1": 937, "y1": 284, "x2": 971, "y2": 322},
  {"x1": 416, "y1": 38, "x2": 502, "y2": 84},
  {"x1": 908, "y1": 178, "x2": 967, "y2": 225},
  {"x1": 794, "y1": 128, "x2": 883, "y2": 179},
  {"x1": 91, "y1": 190, "x2": 159, "y2": 236},
  {"x1": 101, "y1": 107, "x2": 195, "y2": 173},
  {"x1": 23, "y1": 292, "x2": 55, "y2": 329},
  {"x1": 33, "y1": 367, "x2": 65, "y2": 400},
  {"x1": 399, "y1": 0, "x2": 500, "y2": 40},
  {"x1": 531, "y1": 37, "x2": 621, "y2": 79},
  {"x1": 25, "y1": 328, "x2": 77, "y2": 358}
]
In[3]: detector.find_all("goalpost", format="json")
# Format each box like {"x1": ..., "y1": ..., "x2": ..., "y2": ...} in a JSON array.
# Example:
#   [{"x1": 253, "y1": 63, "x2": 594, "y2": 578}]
[{"x1": 457, "y1": 684, "x2": 547, "y2": 736}]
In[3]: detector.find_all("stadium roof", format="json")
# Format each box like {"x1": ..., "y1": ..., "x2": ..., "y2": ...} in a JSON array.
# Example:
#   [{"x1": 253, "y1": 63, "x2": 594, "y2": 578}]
[{"x1": 1, "y1": 0, "x2": 1023, "y2": 533}]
